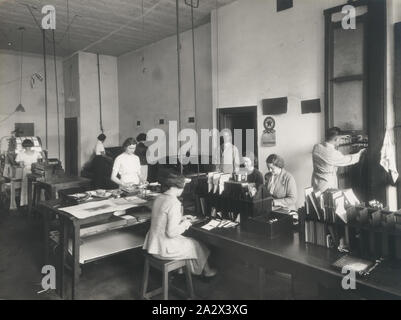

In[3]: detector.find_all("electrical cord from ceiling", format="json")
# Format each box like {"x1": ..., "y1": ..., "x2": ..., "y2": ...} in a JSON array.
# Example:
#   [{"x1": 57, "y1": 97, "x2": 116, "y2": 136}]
[
  {"x1": 52, "y1": 29, "x2": 61, "y2": 159},
  {"x1": 42, "y1": 29, "x2": 48, "y2": 149},
  {"x1": 97, "y1": 53, "x2": 104, "y2": 134},
  {"x1": 187, "y1": 0, "x2": 200, "y2": 175},
  {"x1": 175, "y1": 0, "x2": 183, "y2": 174},
  {"x1": 18, "y1": 27, "x2": 24, "y2": 108},
  {"x1": 0, "y1": 112, "x2": 18, "y2": 124}
]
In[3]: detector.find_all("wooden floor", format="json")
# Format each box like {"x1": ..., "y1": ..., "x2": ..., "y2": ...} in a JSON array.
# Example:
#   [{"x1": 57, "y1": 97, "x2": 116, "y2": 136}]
[{"x1": 0, "y1": 208, "x2": 323, "y2": 300}]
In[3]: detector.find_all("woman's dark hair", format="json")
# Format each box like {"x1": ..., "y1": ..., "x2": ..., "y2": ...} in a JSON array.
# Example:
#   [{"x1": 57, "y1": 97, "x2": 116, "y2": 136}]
[
  {"x1": 325, "y1": 127, "x2": 341, "y2": 142},
  {"x1": 122, "y1": 137, "x2": 137, "y2": 150},
  {"x1": 97, "y1": 133, "x2": 106, "y2": 141},
  {"x1": 266, "y1": 154, "x2": 285, "y2": 169},
  {"x1": 160, "y1": 169, "x2": 186, "y2": 191},
  {"x1": 136, "y1": 133, "x2": 147, "y2": 142},
  {"x1": 22, "y1": 139, "x2": 34, "y2": 148}
]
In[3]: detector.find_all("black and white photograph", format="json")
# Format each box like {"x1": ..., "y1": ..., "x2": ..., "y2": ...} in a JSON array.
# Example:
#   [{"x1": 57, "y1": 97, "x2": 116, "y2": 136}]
[{"x1": 0, "y1": 0, "x2": 401, "y2": 303}]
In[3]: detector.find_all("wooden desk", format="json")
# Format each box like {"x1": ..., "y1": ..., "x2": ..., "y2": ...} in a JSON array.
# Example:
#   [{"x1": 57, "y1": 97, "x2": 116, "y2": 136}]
[
  {"x1": 38, "y1": 194, "x2": 156, "y2": 300},
  {"x1": 28, "y1": 175, "x2": 91, "y2": 215},
  {"x1": 188, "y1": 224, "x2": 401, "y2": 299}
]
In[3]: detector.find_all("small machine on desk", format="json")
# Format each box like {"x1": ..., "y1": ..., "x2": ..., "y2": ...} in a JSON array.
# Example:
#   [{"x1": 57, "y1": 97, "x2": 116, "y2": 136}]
[{"x1": 31, "y1": 159, "x2": 64, "y2": 181}]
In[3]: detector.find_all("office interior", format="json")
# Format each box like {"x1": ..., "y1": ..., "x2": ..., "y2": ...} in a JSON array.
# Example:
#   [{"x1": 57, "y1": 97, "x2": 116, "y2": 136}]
[{"x1": 1, "y1": 0, "x2": 401, "y2": 300}]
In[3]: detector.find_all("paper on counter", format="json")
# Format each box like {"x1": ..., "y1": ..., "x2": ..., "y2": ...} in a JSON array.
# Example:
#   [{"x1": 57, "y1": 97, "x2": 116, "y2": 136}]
[
  {"x1": 201, "y1": 219, "x2": 221, "y2": 230},
  {"x1": 121, "y1": 215, "x2": 137, "y2": 220},
  {"x1": 222, "y1": 221, "x2": 238, "y2": 228},
  {"x1": 60, "y1": 198, "x2": 147, "y2": 220},
  {"x1": 123, "y1": 196, "x2": 148, "y2": 204}
]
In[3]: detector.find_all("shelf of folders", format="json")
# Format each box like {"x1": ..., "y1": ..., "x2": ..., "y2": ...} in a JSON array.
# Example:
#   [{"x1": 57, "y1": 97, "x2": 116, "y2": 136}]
[
  {"x1": 298, "y1": 187, "x2": 401, "y2": 261},
  {"x1": 193, "y1": 172, "x2": 273, "y2": 229}
]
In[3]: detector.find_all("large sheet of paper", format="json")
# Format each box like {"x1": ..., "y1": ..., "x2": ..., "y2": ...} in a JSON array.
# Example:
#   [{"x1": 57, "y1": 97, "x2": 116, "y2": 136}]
[
  {"x1": 68, "y1": 229, "x2": 145, "y2": 264},
  {"x1": 59, "y1": 197, "x2": 149, "y2": 219},
  {"x1": 335, "y1": 196, "x2": 347, "y2": 223},
  {"x1": 343, "y1": 189, "x2": 360, "y2": 206}
]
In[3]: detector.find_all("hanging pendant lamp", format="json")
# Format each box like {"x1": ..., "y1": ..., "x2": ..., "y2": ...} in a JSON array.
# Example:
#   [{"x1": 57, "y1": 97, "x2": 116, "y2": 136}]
[{"x1": 16, "y1": 27, "x2": 26, "y2": 113}]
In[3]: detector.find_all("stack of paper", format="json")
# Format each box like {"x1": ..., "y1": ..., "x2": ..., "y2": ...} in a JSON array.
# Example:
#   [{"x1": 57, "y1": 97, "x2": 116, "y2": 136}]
[{"x1": 201, "y1": 219, "x2": 238, "y2": 230}]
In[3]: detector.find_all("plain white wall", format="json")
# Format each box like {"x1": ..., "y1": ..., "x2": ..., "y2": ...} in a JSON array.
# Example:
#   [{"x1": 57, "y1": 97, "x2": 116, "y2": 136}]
[
  {"x1": 211, "y1": 0, "x2": 345, "y2": 207},
  {"x1": 78, "y1": 52, "x2": 119, "y2": 169},
  {"x1": 0, "y1": 49, "x2": 65, "y2": 164},
  {"x1": 118, "y1": 23, "x2": 213, "y2": 148}
]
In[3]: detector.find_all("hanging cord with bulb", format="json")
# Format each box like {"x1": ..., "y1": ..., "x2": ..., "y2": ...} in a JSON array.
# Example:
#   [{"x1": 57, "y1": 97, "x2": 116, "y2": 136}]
[
  {"x1": 97, "y1": 53, "x2": 104, "y2": 133},
  {"x1": 42, "y1": 29, "x2": 48, "y2": 149},
  {"x1": 189, "y1": 2, "x2": 200, "y2": 175},
  {"x1": 52, "y1": 30, "x2": 61, "y2": 159},
  {"x1": 176, "y1": 0, "x2": 183, "y2": 174},
  {"x1": 19, "y1": 28, "x2": 23, "y2": 108},
  {"x1": 66, "y1": 0, "x2": 76, "y2": 103}
]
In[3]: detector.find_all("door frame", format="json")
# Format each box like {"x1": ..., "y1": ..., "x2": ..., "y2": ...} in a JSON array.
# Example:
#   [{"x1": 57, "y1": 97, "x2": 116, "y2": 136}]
[{"x1": 217, "y1": 106, "x2": 258, "y2": 167}]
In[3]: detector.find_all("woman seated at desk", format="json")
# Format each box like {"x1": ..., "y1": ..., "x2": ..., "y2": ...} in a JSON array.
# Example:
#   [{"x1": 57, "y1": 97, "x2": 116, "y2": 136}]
[
  {"x1": 243, "y1": 152, "x2": 264, "y2": 188},
  {"x1": 16, "y1": 139, "x2": 43, "y2": 207},
  {"x1": 111, "y1": 137, "x2": 144, "y2": 187},
  {"x1": 262, "y1": 154, "x2": 297, "y2": 211},
  {"x1": 143, "y1": 171, "x2": 217, "y2": 277}
]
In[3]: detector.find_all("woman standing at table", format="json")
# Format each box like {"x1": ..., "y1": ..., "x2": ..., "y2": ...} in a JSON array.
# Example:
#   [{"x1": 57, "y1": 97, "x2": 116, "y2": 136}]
[
  {"x1": 16, "y1": 139, "x2": 43, "y2": 206},
  {"x1": 143, "y1": 171, "x2": 217, "y2": 277},
  {"x1": 134, "y1": 133, "x2": 149, "y2": 181},
  {"x1": 111, "y1": 137, "x2": 144, "y2": 187}
]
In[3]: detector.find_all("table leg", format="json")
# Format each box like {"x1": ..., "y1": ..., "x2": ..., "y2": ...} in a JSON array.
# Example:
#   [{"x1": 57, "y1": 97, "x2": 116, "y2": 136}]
[
  {"x1": 27, "y1": 178, "x2": 32, "y2": 214},
  {"x1": 58, "y1": 217, "x2": 67, "y2": 299},
  {"x1": 51, "y1": 186, "x2": 57, "y2": 200},
  {"x1": 10, "y1": 181, "x2": 17, "y2": 210},
  {"x1": 43, "y1": 211, "x2": 50, "y2": 265},
  {"x1": 72, "y1": 222, "x2": 80, "y2": 300}
]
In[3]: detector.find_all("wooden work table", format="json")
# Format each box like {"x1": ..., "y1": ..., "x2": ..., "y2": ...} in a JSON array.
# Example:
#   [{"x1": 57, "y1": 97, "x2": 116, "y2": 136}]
[
  {"x1": 27, "y1": 174, "x2": 91, "y2": 215},
  {"x1": 188, "y1": 223, "x2": 401, "y2": 300},
  {"x1": 37, "y1": 192, "x2": 157, "y2": 300}
]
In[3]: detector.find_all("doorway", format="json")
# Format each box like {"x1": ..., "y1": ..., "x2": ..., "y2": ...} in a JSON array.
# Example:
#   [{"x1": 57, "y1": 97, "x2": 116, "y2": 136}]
[
  {"x1": 65, "y1": 117, "x2": 78, "y2": 176},
  {"x1": 217, "y1": 106, "x2": 258, "y2": 168}
]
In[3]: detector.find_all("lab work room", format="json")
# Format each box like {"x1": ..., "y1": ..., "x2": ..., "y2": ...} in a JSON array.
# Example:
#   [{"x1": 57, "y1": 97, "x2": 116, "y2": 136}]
[{"x1": 1, "y1": 0, "x2": 401, "y2": 303}]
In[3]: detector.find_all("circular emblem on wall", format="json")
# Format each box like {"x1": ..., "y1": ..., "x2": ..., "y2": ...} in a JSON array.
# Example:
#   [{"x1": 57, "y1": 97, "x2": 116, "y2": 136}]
[{"x1": 263, "y1": 116, "x2": 275, "y2": 131}]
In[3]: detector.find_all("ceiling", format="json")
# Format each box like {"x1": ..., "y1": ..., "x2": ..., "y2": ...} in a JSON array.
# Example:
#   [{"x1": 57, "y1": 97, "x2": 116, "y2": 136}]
[{"x1": 0, "y1": 0, "x2": 236, "y2": 57}]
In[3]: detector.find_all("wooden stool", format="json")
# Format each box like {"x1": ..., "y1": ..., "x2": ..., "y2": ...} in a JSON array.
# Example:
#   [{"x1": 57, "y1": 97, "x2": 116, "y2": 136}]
[{"x1": 141, "y1": 253, "x2": 195, "y2": 300}]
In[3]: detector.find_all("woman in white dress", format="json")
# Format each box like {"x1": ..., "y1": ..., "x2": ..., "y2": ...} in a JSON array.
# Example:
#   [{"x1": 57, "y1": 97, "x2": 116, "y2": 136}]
[
  {"x1": 143, "y1": 171, "x2": 217, "y2": 276},
  {"x1": 16, "y1": 139, "x2": 43, "y2": 206},
  {"x1": 111, "y1": 137, "x2": 144, "y2": 186}
]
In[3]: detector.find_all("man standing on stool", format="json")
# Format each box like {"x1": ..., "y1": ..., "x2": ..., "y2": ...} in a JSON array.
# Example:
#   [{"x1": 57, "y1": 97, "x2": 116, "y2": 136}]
[{"x1": 312, "y1": 127, "x2": 366, "y2": 193}]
